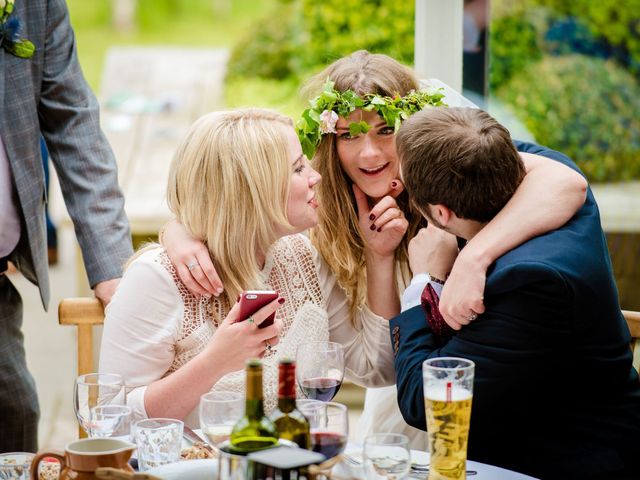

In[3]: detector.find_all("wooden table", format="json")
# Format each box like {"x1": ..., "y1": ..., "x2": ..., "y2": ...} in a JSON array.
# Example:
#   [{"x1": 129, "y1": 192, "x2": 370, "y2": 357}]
[
  {"x1": 51, "y1": 47, "x2": 229, "y2": 293},
  {"x1": 99, "y1": 47, "x2": 229, "y2": 237}
]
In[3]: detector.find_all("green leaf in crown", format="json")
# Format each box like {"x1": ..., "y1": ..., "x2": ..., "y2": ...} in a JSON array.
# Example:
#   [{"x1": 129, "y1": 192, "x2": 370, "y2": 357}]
[{"x1": 296, "y1": 79, "x2": 447, "y2": 159}]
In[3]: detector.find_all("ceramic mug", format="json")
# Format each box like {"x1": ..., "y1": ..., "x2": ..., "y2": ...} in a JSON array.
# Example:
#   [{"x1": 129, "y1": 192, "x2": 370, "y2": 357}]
[{"x1": 30, "y1": 438, "x2": 135, "y2": 480}]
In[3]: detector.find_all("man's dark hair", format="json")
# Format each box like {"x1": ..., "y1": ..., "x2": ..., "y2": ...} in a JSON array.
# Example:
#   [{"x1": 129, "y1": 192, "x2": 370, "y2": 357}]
[{"x1": 397, "y1": 107, "x2": 526, "y2": 222}]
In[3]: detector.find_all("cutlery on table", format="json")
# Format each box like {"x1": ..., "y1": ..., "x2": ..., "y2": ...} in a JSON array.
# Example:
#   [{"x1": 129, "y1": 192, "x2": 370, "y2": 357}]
[{"x1": 182, "y1": 426, "x2": 214, "y2": 453}]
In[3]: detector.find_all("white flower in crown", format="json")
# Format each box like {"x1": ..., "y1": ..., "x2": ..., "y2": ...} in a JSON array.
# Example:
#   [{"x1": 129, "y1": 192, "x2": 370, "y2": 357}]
[
  {"x1": 0, "y1": 0, "x2": 7, "y2": 10},
  {"x1": 319, "y1": 109, "x2": 339, "y2": 134}
]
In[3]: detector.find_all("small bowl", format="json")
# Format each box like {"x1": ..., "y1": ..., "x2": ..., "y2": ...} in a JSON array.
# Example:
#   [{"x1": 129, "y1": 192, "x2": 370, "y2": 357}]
[{"x1": 0, "y1": 452, "x2": 35, "y2": 480}]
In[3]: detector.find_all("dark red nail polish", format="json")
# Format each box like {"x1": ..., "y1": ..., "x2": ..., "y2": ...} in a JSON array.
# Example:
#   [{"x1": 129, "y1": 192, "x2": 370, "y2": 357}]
[
  {"x1": 370, "y1": 224, "x2": 376, "y2": 231},
  {"x1": 236, "y1": 294, "x2": 241, "y2": 302},
  {"x1": 278, "y1": 297, "x2": 286, "y2": 304},
  {"x1": 377, "y1": 227, "x2": 382, "y2": 232},
  {"x1": 391, "y1": 181, "x2": 398, "y2": 188},
  {"x1": 369, "y1": 213, "x2": 376, "y2": 221}
]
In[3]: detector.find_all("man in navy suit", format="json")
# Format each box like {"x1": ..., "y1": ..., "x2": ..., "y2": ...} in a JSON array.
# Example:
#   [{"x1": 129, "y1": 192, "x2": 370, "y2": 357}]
[{"x1": 391, "y1": 107, "x2": 640, "y2": 479}]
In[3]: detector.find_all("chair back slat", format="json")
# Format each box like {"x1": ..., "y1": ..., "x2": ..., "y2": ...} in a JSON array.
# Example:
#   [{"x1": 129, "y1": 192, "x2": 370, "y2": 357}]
[
  {"x1": 58, "y1": 297, "x2": 105, "y2": 439},
  {"x1": 622, "y1": 310, "x2": 640, "y2": 372}
]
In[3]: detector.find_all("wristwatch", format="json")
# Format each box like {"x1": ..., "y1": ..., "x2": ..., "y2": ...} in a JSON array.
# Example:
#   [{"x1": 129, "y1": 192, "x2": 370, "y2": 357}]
[{"x1": 428, "y1": 273, "x2": 447, "y2": 285}]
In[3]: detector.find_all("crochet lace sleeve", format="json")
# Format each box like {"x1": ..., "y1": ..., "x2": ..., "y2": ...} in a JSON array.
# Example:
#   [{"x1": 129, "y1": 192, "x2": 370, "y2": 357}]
[
  {"x1": 100, "y1": 249, "x2": 183, "y2": 422},
  {"x1": 309, "y1": 239, "x2": 395, "y2": 387}
]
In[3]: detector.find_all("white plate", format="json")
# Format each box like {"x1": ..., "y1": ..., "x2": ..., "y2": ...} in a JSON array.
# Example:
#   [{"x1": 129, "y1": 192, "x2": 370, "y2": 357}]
[{"x1": 145, "y1": 459, "x2": 218, "y2": 480}]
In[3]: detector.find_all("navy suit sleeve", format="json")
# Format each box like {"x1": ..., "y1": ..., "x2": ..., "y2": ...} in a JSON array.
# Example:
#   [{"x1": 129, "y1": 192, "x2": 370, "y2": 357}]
[
  {"x1": 390, "y1": 306, "x2": 438, "y2": 430},
  {"x1": 391, "y1": 261, "x2": 572, "y2": 431},
  {"x1": 513, "y1": 140, "x2": 585, "y2": 178}
]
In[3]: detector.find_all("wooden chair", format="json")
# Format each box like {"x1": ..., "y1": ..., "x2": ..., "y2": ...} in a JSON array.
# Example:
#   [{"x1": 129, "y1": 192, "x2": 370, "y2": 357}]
[
  {"x1": 58, "y1": 297, "x2": 104, "y2": 438},
  {"x1": 58, "y1": 297, "x2": 105, "y2": 377},
  {"x1": 622, "y1": 310, "x2": 640, "y2": 372}
]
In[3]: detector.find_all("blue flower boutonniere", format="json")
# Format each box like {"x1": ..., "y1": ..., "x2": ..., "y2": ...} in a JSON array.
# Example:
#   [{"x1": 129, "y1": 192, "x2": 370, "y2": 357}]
[{"x1": 0, "y1": 0, "x2": 35, "y2": 59}]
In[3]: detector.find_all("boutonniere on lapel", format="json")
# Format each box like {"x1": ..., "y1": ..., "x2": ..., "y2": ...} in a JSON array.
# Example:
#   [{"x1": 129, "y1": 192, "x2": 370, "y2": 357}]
[{"x1": 0, "y1": 0, "x2": 35, "y2": 59}]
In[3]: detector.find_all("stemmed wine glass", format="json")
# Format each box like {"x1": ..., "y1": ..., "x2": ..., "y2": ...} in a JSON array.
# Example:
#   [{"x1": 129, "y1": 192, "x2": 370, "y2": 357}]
[
  {"x1": 297, "y1": 400, "x2": 349, "y2": 459},
  {"x1": 199, "y1": 391, "x2": 244, "y2": 447},
  {"x1": 74, "y1": 373, "x2": 126, "y2": 437},
  {"x1": 296, "y1": 341, "x2": 345, "y2": 401}
]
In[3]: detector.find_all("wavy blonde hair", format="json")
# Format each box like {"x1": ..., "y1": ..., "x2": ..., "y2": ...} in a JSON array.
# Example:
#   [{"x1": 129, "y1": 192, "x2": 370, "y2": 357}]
[
  {"x1": 304, "y1": 50, "x2": 427, "y2": 313},
  {"x1": 166, "y1": 108, "x2": 293, "y2": 306}
]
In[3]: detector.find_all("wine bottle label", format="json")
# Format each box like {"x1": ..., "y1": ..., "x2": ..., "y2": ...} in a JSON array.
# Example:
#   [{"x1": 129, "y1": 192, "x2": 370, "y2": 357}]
[{"x1": 278, "y1": 361, "x2": 296, "y2": 398}]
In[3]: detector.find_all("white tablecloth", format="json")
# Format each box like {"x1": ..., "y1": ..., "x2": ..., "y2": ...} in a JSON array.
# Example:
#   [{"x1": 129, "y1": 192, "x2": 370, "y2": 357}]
[{"x1": 334, "y1": 445, "x2": 539, "y2": 479}]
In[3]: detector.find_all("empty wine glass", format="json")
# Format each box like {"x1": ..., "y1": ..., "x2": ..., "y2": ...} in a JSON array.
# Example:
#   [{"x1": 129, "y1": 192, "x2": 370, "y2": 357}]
[
  {"x1": 199, "y1": 391, "x2": 244, "y2": 447},
  {"x1": 364, "y1": 433, "x2": 411, "y2": 479},
  {"x1": 296, "y1": 341, "x2": 345, "y2": 401},
  {"x1": 298, "y1": 400, "x2": 348, "y2": 459},
  {"x1": 74, "y1": 373, "x2": 125, "y2": 436},
  {"x1": 89, "y1": 405, "x2": 132, "y2": 439}
]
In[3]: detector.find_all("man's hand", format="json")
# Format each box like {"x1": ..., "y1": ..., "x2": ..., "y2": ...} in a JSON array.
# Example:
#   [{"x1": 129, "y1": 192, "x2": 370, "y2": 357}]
[
  {"x1": 439, "y1": 248, "x2": 487, "y2": 330},
  {"x1": 408, "y1": 224, "x2": 458, "y2": 279},
  {"x1": 94, "y1": 278, "x2": 120, "y2": 307}
]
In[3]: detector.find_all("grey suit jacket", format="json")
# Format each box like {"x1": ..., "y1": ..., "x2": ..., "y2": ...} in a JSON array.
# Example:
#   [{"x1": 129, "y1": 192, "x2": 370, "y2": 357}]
[{"x1": 1, "y1": 0, "x2": 133, "y2": 308}]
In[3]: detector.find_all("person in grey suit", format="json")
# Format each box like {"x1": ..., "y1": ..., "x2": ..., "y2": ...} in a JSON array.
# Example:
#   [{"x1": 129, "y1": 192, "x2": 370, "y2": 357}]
[{"x1": 0, "y1": 0, "x2": 133, "y2": 451}]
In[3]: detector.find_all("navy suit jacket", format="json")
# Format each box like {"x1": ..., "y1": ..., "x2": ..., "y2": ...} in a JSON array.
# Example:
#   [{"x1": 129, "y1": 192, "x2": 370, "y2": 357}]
[{"x1": 391, "y1": 142, "x2": 640, "y2": 479}]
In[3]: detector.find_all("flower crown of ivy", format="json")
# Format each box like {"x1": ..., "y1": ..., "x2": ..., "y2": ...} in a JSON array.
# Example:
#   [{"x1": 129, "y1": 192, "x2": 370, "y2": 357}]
[{"x1": 296, "y1": 79, "x2": 447, "y2": 159}]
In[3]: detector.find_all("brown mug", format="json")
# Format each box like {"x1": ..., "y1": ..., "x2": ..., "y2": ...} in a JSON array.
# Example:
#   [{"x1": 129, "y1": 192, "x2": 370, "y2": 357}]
[{"x1": 30, "y1": 438, "x2": 135, "y2": 480}]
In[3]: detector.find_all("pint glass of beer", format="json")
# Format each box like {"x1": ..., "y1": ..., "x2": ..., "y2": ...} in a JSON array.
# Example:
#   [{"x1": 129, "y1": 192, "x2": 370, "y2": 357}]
[{"x1": 423, "y1": 357, "x2": 475, "y2": 480}]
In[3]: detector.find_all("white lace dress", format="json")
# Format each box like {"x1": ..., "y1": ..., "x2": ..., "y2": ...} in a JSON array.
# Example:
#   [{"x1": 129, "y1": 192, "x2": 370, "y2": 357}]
[{"x1": 100, "y1": 234, "x2": 395, "y2": 428}]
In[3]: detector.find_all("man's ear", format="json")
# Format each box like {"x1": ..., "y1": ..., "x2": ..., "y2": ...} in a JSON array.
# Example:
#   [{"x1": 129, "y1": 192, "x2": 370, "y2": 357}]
[{"x1": 431, "y1": 204, "x2": 453, "y2": 227}]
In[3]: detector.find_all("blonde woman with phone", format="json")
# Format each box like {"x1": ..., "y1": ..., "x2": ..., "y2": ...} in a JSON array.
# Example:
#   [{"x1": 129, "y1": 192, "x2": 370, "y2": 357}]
[{"x1": 100, "y1": 109, "x2": 398, "y2": 428}]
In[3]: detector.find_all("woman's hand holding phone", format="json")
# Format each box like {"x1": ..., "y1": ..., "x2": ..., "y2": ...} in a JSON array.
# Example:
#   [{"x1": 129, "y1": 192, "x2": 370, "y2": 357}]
[
  {"x1": 238, "y1": 291, "x2": 279, "y2": 328},
  {"x1": 206, "y1": 293, "x2": 284, "y2": 374}
]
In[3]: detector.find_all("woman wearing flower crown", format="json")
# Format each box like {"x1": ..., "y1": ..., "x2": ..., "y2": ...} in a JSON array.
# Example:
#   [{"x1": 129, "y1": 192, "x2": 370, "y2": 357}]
[
  {"x1": 100, "y1": 109, "x2": 398, "y2": 427},
  {"x1": 161, "y1": 51, "x2": 587, "y2": 446}
]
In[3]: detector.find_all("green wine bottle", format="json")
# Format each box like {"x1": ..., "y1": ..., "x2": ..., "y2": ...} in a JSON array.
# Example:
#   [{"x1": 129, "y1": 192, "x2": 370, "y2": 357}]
[
  {"x1": 230, "y1": 359, "x2": 279, "y2": 454},
  {"x1": 270, "y1": 358, "x2": 311, "y2": 449}
]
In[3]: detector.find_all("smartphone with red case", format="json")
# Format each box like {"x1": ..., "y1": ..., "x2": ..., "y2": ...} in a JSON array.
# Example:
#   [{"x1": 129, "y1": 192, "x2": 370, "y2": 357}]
[{"x1": 238, "y1": 290, "x2": 278, "y2": 329}]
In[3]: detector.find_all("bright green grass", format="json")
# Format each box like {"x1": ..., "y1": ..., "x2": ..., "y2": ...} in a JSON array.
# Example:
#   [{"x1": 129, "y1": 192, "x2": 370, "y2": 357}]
[
  {"x1": 224, "y1": 77, "x2": 305, "y2": 119},
  {"x1": 67, "y1": 0, "x2": 277, "y2": 91}
]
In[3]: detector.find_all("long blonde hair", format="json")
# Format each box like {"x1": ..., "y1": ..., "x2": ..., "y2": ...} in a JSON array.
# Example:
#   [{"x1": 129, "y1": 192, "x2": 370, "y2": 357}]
[
  {"x1": 304, "y1": 50, "x2": 426, "y2": 313},
  {"x1": 166, "y1": 108, "x2": 293, "y2": 306}
]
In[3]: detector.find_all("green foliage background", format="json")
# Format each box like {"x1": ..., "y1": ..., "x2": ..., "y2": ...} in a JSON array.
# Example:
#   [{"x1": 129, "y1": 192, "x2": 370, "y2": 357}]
[
  {"x1": 228, "y1": 0, "x2": 640, "y2": 182},
  {"x1": 499, "y1": 55, "x2": 640, "y2": 181},
  {"x1": 228, "y1": 0, "x2": 415, "y2": 82},
  {"x1": 66, "y1": 0, "x2": 639, "y2": 182}
]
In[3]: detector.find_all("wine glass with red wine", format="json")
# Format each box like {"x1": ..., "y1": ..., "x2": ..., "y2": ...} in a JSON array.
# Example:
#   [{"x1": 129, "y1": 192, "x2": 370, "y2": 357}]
[
  {"x1": 296, "y1": 341, "x2": 345, "y2": 401},
  {"x1": 298, "y1": 401, "x2": 348, "y2": 459}
]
